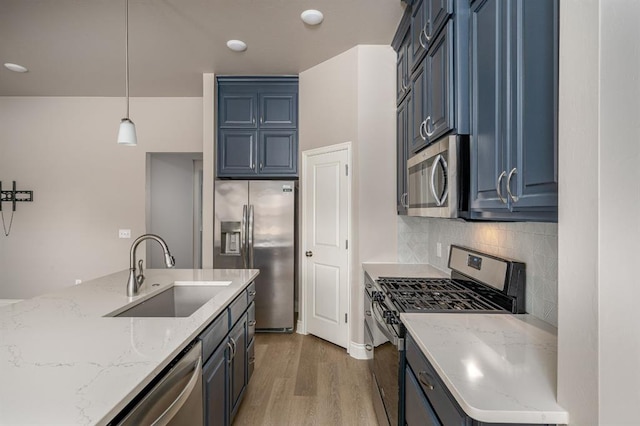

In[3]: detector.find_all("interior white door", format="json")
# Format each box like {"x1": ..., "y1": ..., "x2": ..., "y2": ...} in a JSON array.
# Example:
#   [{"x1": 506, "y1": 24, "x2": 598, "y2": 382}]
[{"x1": 304, "y1": 146, "x2": 349, "y2": 349}]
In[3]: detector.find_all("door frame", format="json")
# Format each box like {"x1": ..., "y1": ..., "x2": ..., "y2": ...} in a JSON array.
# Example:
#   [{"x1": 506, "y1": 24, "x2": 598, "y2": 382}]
[{"x1": 298, "y1": 142, "x2": 352, "y2": 352}]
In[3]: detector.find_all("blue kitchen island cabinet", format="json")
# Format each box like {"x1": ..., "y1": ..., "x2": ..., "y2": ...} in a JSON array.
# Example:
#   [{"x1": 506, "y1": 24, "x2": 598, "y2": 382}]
[
  {"x1": 469, "y1": 0, "x2": 558, "y2": 221},
  {"x1": 217, "y1": 77, "x2": 298, "y2": 178},
  {"x1": 201, "y1": 282, "x2": 256, "y2": 426}
]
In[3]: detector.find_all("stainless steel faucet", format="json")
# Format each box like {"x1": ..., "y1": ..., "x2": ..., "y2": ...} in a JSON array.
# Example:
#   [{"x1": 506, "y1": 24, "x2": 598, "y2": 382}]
[{"x1": 127, "y1": 234, "x2": 175, "y2": 296}]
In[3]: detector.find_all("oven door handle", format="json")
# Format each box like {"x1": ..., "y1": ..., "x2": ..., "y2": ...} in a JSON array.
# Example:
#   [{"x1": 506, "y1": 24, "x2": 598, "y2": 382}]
[{"x1": 371, "y1": 301, "x2": 399, "y2": 347}]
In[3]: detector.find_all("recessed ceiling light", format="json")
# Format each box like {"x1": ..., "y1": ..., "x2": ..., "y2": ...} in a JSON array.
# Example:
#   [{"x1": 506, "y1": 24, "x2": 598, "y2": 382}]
[
  {"x1": 226, "y1": 40, "x2": 247, "y2": 52},
  {"x1": 301, "y1": 9, "x2": 324, "y2": 26},
  {"x1": 4, "y1": 63, "x2": 28, "y2": 73}
]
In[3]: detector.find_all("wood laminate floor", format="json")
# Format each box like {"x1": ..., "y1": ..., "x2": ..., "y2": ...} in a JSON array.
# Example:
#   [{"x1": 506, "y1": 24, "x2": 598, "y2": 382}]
[{"x1": 233, "y1": 332, "x2": 379, "y2": 426}]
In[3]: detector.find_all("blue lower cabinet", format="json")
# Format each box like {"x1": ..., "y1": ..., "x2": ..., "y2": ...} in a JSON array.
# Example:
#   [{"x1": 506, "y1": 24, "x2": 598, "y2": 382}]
[
  {"x1": 405, "y1": 366, "x2": 441, "y2": 426},
  {"x1": 201, "y1": 285, "x2": 254, "y2": 426},
  {"x1": 203, "y1": 343, "x2": 229, "y2": 426}
]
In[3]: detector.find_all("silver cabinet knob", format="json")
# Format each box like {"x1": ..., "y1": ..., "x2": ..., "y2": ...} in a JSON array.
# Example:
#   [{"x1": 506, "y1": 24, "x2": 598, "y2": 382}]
[{"x1": 305, "y1": 251, "x2": 313, "y2": 257}]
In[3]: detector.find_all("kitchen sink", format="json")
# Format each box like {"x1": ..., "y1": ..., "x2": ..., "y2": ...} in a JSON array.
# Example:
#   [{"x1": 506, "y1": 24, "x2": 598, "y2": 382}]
[{"x1": 111, "y1": 281, "x2": 232, "y2": 318}]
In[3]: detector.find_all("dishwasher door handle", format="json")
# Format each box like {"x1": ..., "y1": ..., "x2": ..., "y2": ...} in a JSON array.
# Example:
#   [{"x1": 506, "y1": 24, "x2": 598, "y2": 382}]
[
  {"x1": 115, "y1": 341, "x2": 203, "y2": 426},
  {"x1": 151, "y1": 357, "x2": 202, "y2": 425}
]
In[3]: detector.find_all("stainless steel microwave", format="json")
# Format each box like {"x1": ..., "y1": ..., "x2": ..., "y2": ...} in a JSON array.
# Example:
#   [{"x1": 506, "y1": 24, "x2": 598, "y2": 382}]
[{"x1": 407, "y1": 135, "x2": 469, "y2": 218}]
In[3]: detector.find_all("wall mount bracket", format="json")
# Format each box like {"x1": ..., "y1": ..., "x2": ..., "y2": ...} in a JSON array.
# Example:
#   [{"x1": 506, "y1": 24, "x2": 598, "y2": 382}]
[{"x1": 0, "y1": 181, "x2": 33, "y2": 212}]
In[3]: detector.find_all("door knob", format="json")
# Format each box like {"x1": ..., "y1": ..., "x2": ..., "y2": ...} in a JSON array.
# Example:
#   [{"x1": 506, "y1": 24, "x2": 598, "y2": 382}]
[{"x1": 305, "y1": 251, "x2": 313, "y2": 257}]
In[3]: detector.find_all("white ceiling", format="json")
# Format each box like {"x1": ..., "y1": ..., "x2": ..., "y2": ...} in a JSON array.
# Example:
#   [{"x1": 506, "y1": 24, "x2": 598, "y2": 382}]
[{"x1": 0, "y1": 0, "x2": 405, "y2": 97}]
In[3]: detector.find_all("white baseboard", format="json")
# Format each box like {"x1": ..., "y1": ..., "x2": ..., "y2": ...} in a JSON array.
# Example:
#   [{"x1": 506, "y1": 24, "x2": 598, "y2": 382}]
[
  {"x1": 349, "y1": 341, "x2": 372, "y2": 360},
  {"x1": 296, "y1": 320, "x2": 306, "y2": 335}
]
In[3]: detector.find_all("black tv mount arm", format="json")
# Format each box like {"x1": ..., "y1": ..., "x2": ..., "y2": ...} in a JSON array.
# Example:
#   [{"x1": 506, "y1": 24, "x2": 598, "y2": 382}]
[{"x1": 0, "y1": 181, "x2": 33, "y2": 212}]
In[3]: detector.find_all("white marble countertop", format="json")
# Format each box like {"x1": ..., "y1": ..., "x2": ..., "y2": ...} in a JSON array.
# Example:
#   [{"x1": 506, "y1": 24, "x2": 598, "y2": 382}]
[
  {"x1": 401, "y1": 313, "x2": 569, "y2": 424},
  {"x1": 0, "y1": 268, "x2": 258, "y2": 426},
  {"x1": 361, "y1": 262, "x2": 448, "y2": 281}
]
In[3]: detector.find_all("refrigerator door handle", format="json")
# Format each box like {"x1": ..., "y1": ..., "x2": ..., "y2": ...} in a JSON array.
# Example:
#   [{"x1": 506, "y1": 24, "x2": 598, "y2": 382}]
[
  {"x1": 241, "y1": 204, "x2": 248, "y2": 268},
  {"x1": 248, "y1": 204, "x2": 255, "y2": 268}
]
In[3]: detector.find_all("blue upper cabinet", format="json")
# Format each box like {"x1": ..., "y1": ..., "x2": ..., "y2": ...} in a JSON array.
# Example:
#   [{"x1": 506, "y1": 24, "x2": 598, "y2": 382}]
[
  {"x1": 469, "y1": 0, "x2": 558, "y2": 221},
  {"x1": 259, "y1": 93, "x2": 297, "y2": 128},
  {"x1": 217, "y1": 77, "x2": 298, "y2": 178},
  {"x1": 410, "y1": 0, "x2": 453, "y2": 71},
  {"x1": 219, "y1": 91, "x2": 258, "y2": 128},
  {"x1": 408, "y1": 0, "x2": 470, "y2": 154}
]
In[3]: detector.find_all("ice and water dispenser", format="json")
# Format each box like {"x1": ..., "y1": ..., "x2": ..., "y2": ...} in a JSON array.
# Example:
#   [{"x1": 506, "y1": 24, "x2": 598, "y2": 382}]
[{"x1": 220, "y1": 222, "x2": 241, "y2": 255}]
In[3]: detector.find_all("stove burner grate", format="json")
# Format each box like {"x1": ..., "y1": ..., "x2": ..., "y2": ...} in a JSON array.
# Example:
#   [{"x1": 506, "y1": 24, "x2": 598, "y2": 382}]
[{"x1": 377, "y1": 277, "x2": 507, "y2": 313}]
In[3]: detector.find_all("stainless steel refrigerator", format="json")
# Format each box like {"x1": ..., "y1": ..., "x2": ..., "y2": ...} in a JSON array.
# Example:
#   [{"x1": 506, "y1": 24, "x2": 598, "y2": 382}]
[{"x1": 214, "y1": 180, "x2": 296, "y2": 332}]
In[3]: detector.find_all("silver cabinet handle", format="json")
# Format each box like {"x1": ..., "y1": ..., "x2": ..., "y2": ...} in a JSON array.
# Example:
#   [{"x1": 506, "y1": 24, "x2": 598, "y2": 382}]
[
  {"x1": 259, "y1": 162, "x2": 263, "y2": 170},
  {"x1": 402, "y1": 77, "x2": 409, "y2": 92},
  {"x1": 226, "y1": 341, "x2": 234, "y2": 365},
  {"x1": 249, "y1": 320, "x2": 256, "y2": 326},
  {"x1": 252, "y1": 117, "x2": 255, "y2": 124},
  {"x1": 425, "y1": 116, "x2": 434, "y2": 138},
  {"x1": 248, "y1": 290, "x2": 256, "y2": 297},
  {"x1": 418, "y1": 371, "x2": 435, "y2": 390},
  {"x1": 365, "y1": 310, "x2": 372, "y2": 317},
  {"x1": 424, "y1": 20, "x2": 432, "y2": 43},
  {"x1": 401, "y1": 192, "x2": 409, "y2": 208},
  {"x1": 305, "y1": 251, "x2": 313, "y2": 257},
  {"x1": 260, "y1": 116, "x2": 263, "y2": 124},
  {"x1": 419, "y1": 120, "x2": 427, "y2": 141},
  {"x1": 365, "y1": 344, "x2": 373, "y2": 352},
  {"x1": 430, "y1": 154, "x2": 448, "y2": 206},
  {"x1": 418, "y1": 26, "x2": 427, "y2": 49},
  {"x1": 365, "y1": 282, "x2": 372, "y2": 289},
  {"x1": 496, "y1": 171, "x2": 507, "y2": 204},
  {"x1": 506, "y1": 167, "x2": 519, "y2": 203},
  {"x1": 249, "y1": 356, "x2": 256, "y2": 365},
  {"x1": 229, "y1": 337, "x2": 237, "y2": 361}
]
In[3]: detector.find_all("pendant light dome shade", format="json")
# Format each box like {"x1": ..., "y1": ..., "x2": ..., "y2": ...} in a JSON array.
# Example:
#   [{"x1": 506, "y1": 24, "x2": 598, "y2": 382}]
[{"x1": 117, "y1": 118, "x2": 137, "y2": 145}]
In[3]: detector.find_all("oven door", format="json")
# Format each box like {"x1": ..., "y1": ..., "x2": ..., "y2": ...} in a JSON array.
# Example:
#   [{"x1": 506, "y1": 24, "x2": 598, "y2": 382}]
[{"x1": 371, "y1": 300, "x2": 404, "y2": 426}]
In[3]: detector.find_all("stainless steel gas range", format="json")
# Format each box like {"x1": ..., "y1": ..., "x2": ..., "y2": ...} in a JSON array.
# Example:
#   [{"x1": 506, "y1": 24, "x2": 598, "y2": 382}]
[{"x1": 364, "y1": 245, "x2": 526, "y2": 426}]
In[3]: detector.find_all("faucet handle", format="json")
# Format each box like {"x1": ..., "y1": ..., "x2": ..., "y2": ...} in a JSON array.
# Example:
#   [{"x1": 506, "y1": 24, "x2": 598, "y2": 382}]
[{"x1": 136, "y1": 259, "x2": 145, "y2": 285}]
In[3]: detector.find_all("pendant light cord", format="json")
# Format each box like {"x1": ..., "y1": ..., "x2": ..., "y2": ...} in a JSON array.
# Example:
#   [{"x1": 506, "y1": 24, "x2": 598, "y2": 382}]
[
  {"x1": 1, "y1": 210, "x2": 14, "y2": 237},
  {"x1": 125, "y1": 0, "x2": 130, "y2": 119}
]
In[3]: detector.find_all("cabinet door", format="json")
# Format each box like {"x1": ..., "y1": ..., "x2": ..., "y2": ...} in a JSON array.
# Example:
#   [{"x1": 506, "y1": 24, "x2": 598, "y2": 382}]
[
  {"x1": 427, "y1": 0, "x2": 453, "y2": 42},
  {"x1": 425, "y1": 20, "x2": 454, "y2": 144},
  {"x1": 405, "y1": 367, "x2": 441, "y2": 426},
  {"x1": 509, "y1": 0, "x2": 558, "y2": 212},
  {"x1": 217, "y1": 130, "x2": 258, "y2": 177},
  {"x1": 410, "y1": 0, "x2": 428, "y2": 68},
  {"x1": 259, "y1": 93, "x2": 297, "y2": 128},
  {"x1": 410, "y1": 60, "x2": 428, "y2": 154},
  {"x1": 397, "y1": 95, "x2": 410, "y2": 215},
  {"x1": 258, "y1": 130, "x2": 298, "y2": 176},
  {"x1": 203, "y1": 343, "x2": 229, "y2": 426},
  {"x1": 397, "y1": 33, "x2": 411, "y2": 104},
  {"x1": 469, "y1": 0, "x2": 509, "y2": 212},
  {"x1": 230, "y1": 314, "x2": 247, "y2": 419},
  {"x1": 219, "y1": 92, "x2": 258, "y2": 128}
]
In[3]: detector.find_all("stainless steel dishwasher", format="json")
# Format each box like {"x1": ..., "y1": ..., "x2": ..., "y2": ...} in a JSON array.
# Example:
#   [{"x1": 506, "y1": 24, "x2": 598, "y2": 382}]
[{"x1": 113, "y1": 341, "x2": 204, "y2": 426}]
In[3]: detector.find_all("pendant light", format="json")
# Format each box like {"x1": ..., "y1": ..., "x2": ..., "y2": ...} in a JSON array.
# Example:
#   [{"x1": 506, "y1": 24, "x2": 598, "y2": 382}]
[{"x1": 117, "y1": 0, "x2": 137, "y2": 146}]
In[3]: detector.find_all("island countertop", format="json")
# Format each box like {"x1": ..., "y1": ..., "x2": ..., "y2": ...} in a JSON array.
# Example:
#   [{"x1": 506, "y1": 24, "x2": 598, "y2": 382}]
[{"x1": 0, "y1": 268, "x2": 258, "y2": 426}]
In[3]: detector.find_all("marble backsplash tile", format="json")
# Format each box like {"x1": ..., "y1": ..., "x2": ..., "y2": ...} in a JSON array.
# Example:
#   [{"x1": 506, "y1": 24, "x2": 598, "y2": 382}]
[{"x1": 398, "y1": 216, "x2": 558, "y2": 327}]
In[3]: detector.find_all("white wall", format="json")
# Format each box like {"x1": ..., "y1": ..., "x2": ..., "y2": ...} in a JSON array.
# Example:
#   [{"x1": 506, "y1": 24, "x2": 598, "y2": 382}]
[
  {"x1": 0, "y1": 97, "x2": 202, "y2": 298},
  {"x1": 558, "y1": 1, "x2": 640, "y2": 423},
  {"x1": 597, "y1": 0, "x2": 640, "y2": 422},
  {"x1": 299, "y1": 45, "x2": 397, "y2": 348}
]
